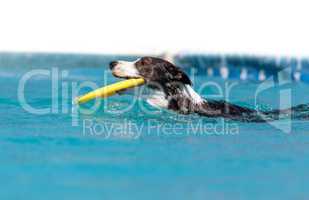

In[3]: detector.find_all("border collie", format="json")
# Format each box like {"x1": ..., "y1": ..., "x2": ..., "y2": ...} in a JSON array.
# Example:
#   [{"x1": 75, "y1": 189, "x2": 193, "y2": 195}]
[{"x1": 109, "y1": 56, "x2": 303, "y2": 122}]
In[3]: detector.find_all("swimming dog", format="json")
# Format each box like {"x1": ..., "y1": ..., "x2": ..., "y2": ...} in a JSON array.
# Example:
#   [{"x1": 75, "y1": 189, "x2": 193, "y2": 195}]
[{"x1": 109, "y1": 56, "x2": 304, "y2": 122}]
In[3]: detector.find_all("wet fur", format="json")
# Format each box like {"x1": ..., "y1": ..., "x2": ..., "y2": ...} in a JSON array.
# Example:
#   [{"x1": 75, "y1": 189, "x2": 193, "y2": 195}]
[{"x1": 110, "y1": 56, "x2": 307, "y2": 122}]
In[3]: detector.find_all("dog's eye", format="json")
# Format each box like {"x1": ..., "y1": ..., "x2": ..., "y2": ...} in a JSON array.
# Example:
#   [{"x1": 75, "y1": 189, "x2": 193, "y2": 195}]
[
  {"x1": 141, "y1": 57, "x2": 152, "y2": 65},
  {"x1": 135, "y1": 59, "x2": 143, "y2": 66}
]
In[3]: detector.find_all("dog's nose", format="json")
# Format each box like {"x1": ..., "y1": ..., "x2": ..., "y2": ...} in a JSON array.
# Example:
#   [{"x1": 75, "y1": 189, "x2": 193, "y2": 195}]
[{"x1": 109, "y1": 61, "x2": 118, "y2": 70}]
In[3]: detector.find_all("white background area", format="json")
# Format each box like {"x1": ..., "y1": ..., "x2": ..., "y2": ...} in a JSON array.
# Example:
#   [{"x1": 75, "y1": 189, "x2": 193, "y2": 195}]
[{"x1": 0, "y1": 0, "x2": 308, "y2": 56}]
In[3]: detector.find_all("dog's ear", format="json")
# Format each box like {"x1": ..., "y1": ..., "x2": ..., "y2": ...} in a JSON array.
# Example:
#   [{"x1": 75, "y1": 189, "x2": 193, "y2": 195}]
[
  {"x1": 173, "y1": 68, "x2": 192, "y2": 85},
  {"x1": 163, "y1": 63, "x2": 192, "y2": 85}
]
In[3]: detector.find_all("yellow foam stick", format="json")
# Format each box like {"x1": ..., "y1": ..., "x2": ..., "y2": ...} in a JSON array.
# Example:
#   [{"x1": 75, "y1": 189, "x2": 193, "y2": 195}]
[{"x1": 75, "y1": 78, "x2": 145, "y2": 104}]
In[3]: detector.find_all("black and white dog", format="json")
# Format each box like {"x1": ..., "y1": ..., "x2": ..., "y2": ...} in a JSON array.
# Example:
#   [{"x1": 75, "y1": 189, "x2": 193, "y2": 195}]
[{"x1": 109, "y1": 56, "x2": 302, "y2": 122}]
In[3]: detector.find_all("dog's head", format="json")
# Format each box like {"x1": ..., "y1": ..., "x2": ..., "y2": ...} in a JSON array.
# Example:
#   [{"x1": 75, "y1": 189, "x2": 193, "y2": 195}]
[
  {"x1": 109, "y1": 56, "x2": 204, "y2": 113},
  {"x1": 109, "y1": 57, "x2": 192, "y2": 86}
]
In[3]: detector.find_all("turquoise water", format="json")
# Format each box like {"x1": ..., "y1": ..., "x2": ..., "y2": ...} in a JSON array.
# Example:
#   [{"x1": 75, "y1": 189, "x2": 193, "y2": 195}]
[{"x1": 1, "y1": 54, "x2": 309, "y2": 199}]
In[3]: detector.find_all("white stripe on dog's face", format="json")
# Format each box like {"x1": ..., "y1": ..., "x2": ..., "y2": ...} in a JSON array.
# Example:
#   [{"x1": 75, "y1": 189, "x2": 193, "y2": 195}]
[{"x1": 111, "y1": 59, "x2": 141, "y2": 78}]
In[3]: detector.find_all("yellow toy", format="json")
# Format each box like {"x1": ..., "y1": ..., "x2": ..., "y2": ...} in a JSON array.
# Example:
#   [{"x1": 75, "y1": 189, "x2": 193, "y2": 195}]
[{"x1": 75, "y1": 78, "x2": 145, "y2": 104}]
